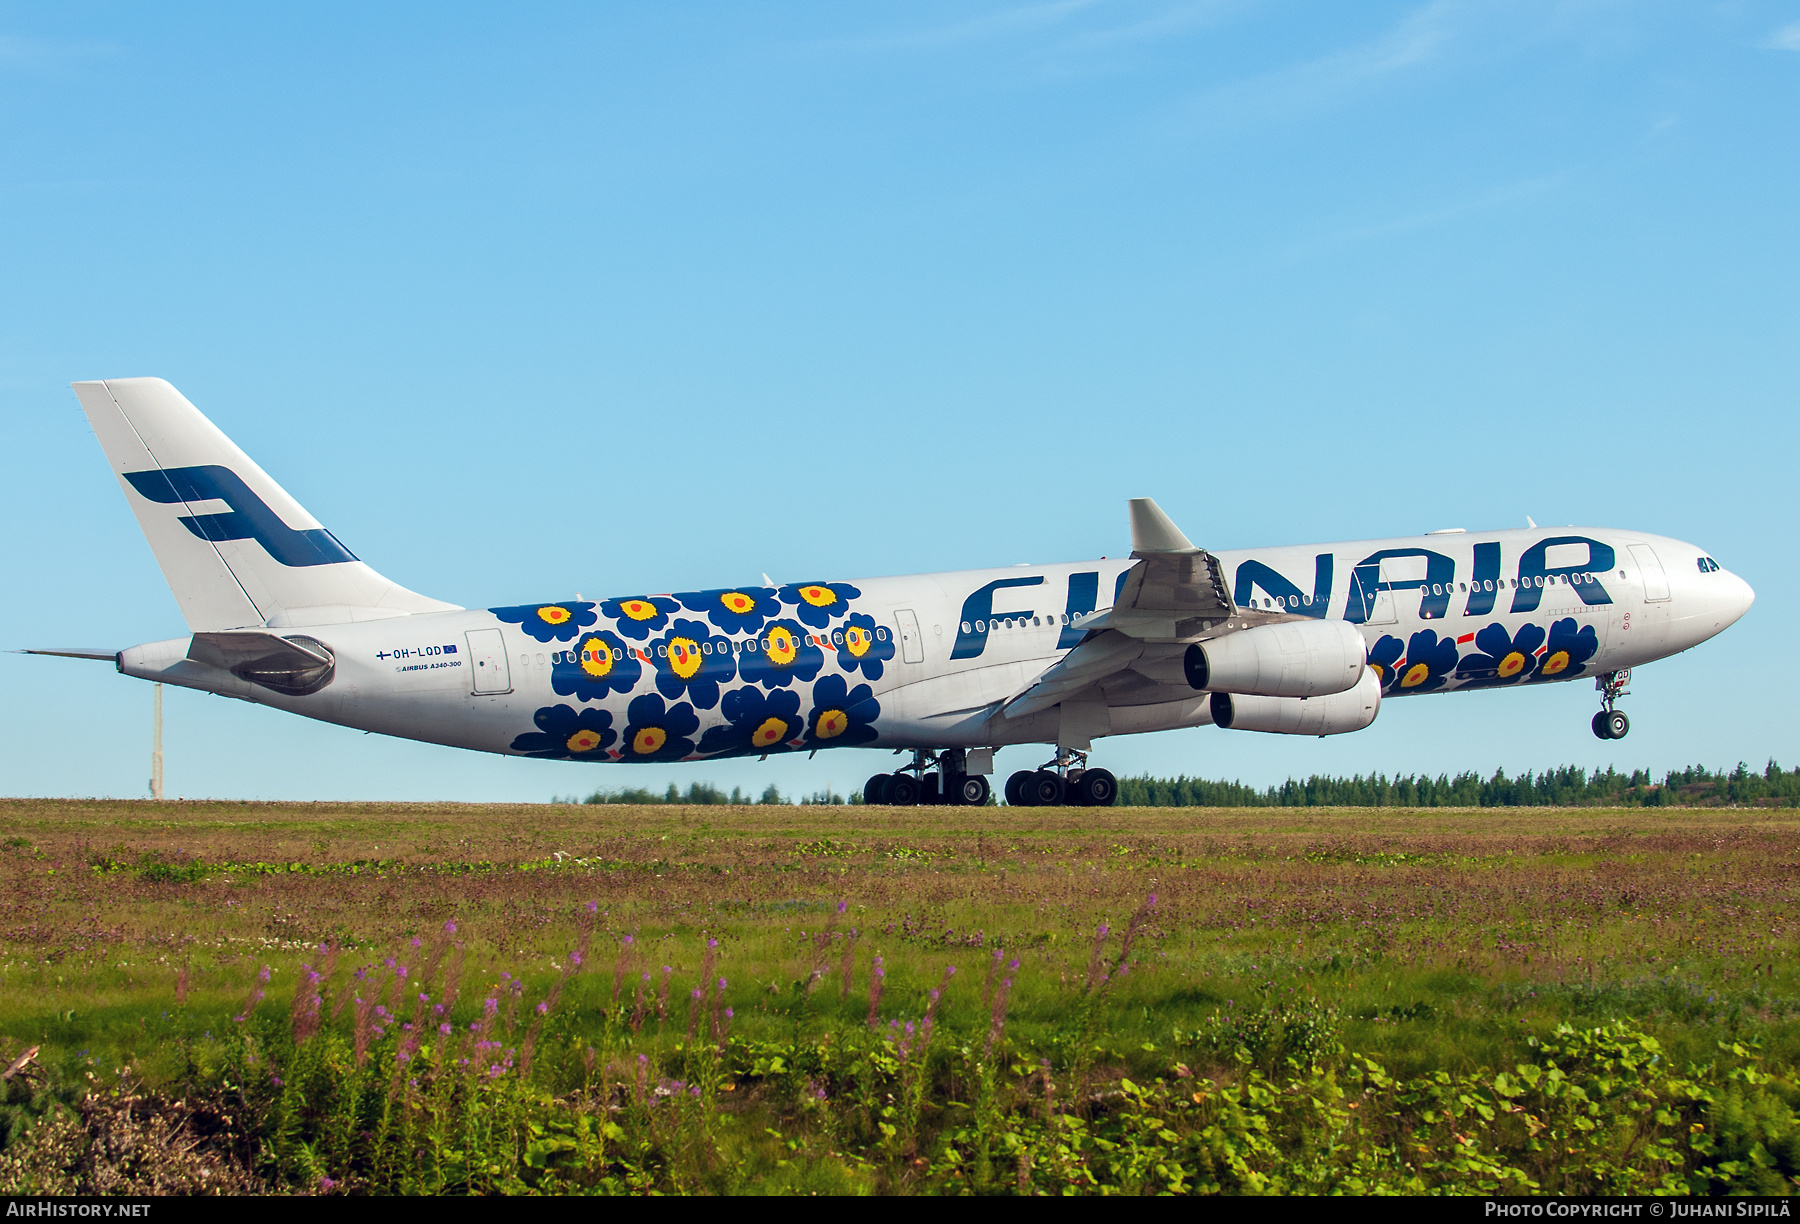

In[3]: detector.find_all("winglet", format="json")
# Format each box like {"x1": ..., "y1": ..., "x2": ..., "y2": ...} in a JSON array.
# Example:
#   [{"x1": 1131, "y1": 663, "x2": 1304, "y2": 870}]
[{"x1": 1128, "y1": 498, "x2": 1198, "y2": 555}]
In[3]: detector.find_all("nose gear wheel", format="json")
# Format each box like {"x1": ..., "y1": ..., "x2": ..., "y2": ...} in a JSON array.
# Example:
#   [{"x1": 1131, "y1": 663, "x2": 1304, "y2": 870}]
[{"x1": 1593, "y1": 670, "x2": 1631, "y2": 739}]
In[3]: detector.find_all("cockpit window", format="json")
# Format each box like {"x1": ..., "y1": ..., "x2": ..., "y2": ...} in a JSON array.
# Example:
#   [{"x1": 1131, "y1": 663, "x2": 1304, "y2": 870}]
[{"x1": 1697, "y1": 557, "x2": 1720, "y2": 573}]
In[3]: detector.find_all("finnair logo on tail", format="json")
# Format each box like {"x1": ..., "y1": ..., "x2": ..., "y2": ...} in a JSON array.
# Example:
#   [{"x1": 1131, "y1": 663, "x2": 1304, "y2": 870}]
[{"x1": 124, "y1": 465, "x2": 357, "y2": 568}]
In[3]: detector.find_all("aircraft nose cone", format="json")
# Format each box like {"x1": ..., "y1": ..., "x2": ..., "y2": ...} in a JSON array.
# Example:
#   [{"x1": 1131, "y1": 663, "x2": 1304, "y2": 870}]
[{"x1": 1723, "y1": 572, "x2": 1755, "y2": 625}]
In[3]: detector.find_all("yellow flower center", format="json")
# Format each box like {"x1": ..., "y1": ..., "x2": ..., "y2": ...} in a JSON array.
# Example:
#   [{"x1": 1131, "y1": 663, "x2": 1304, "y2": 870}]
[
  {"x1": 577, "y1": 637, "x2": 613, "y2": 679},
  {"x1": 1370, "y1": 663, "x2": 1386, "y2": 681},
  {"x1": 845, "y1": 627, "x2": 870, "y2": 658},
  {"x1": 632, "y1": 726, "x2": 667, "y2": 756},
  {"x1": 751, "y1": 717, "x2": 787, "y2": 748},
  {"x1": 537, "y1": 606, "x2": 571, "y2": 625},
  {"x1": 721, "y1": 592, "x2": 754, "y2": 614},
  {"x1": 1541, "y1": 650, "x2": 1570, "y2": 676},
  {"x1": 669, "y1": 637, "x2": 702, "y2": 680},
  {"x1": 566, "y1": 729, "x2": 603, "y2": 754},
  {"x1": 800, "y1": 585, "x2": 836, "y2": 608},
  {"x1": 1498, "y1": 651, "x2": 1526, "y2": 678},
  {"x1": 814, "y1": 709, "x2": 848, "y2": 739},
  {"x1": 621, "y1": 599, "x2": 658, "y2": 621},
  {"x1": 1401, "y1": 662, "x2": 1432, "y2": 688},
  {"x1": 766, "y1": 627, "x2": 797, "y2": 666}
]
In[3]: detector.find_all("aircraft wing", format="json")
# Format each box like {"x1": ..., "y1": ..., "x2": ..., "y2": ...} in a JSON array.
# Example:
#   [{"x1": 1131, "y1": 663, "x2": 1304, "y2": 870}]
[
  {"x1": 1065, "y1": 498, "x2": 1234, "y2": 641},
  {"x1": 1005, "y1": 498, "x2": 1235, "y2": 719},
  {"x1": 16, "y1": 647, "x2": 120, "y2": 661}
]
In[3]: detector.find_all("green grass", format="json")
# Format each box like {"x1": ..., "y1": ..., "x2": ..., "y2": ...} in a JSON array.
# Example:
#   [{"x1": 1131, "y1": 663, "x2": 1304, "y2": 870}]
[{"x1": 2, "y1": 798, "x2": 1799, "y2": 1193}]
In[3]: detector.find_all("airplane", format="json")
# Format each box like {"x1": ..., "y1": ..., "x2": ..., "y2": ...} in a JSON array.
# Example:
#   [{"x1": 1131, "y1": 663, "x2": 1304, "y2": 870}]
[{"x1": 27, "y1": 378, "x2": 1755, "y2": 808}]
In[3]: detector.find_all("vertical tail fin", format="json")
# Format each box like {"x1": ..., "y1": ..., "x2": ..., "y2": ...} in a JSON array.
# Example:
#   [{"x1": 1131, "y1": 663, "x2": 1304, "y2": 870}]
[{"x1": 73, "y1": 378, "x2": 458, "y2": 630}]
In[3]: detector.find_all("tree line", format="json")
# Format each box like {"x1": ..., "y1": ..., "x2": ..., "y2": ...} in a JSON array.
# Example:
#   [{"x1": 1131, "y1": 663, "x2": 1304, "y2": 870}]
[
  {"x1": 1115, "y1": 760, "x2": 1800, "y2": 808},
  {"x1": 555, "y1": 761, "x2": 1800, "y2": 808}
]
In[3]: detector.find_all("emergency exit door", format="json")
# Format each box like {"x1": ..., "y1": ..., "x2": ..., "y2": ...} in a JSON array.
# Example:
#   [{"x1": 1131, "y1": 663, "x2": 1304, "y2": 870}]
[
  {"x1": 465, "y1": 628, "x2": 512, "y2": 694},
  {"x1": 894, "y1": 609, "x2": 925, "y2": 664}
]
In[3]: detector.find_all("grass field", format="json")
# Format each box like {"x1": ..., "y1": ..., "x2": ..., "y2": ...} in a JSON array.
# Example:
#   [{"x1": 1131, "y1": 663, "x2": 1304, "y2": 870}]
[{"x1": 2, "y1": 797, "x2": 1798, "y2": 1195}]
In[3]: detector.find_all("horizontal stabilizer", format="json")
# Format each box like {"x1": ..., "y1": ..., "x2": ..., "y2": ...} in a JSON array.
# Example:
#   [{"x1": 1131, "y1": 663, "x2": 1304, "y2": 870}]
[
  {"x1": 188, "y1": 630, "x2": 336, "y2": 695},
  {"x1": 188, "y1": 630, "x2": 331, "y2": 672},
  {"x1": 16, "y1": 647, "x2": 119, "y2": 662}
]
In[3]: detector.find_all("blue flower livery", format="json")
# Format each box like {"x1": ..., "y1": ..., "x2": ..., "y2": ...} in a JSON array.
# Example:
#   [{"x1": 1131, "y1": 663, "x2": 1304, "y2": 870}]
[
  {"x1": 778, "y1": 581, "x2": 862, "y2": 629},
  {"x1": 599, "y1": 595, "x2": 680, "y2": 641},
  {"x1": 1367, "y1": 635, "x2": 1405, "y2": 691},
  {"x1": 491, "y1": 601, "x2": 597, "y2": 644},
  {"x1": 1391, "y1": 629, "x2": 1460, "y2": 693},
  {"x1": 831, "y1": 611, "x2": 894, "y2": 681},
  {"x1": 647, "y1": 617, "x2": 737, "y2": 710},
  {"x1": 737, "y1": 618, "x2": 824, "y2": 688},
  {"x1": 510, "y1": 705, "x2": 616, "y2": 760},
  {"x1": 550, "y1": 628, "x2": 641, "y2": 701},
  {"x1": 677, "y1": 587, "x2": 782, "y2": 636},
  {"x1": 1534, "y1": 617, "x2": 1599, "y2": 681},
  {"x1": 619, "y1": 693, "x2": 700, "y2": 762},
  {"x1": 698, "y1": 687, "x2": 805, "y2": 757},
  {"x1": 804, "y1": 674, "x2": 880, "y2": 748},
  {"x1": 1455, "y1": 622, "x2": 1546, "y2": 688}
]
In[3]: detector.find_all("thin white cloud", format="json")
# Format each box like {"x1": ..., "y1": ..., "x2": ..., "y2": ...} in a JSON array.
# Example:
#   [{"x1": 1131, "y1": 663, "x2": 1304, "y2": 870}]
[
  {"x1": 804, "y1": 0, "x2": 1106, "y2": 55},
  {"x1": 1301, "y1": 173, "x2": 1568, "y2": 255},
  {"x1": 796, "y1": 0, "x2": 1249, "y2": 65},
  {"x1": 1765, "y1": 21, "x2": 1800, "y2": 51},
  {"x1": 1184, "y1": 0, "x2": 1469, "y2": 130},
  {"x1": 0, "y1": 33, "x2": 120, "y2": 67}
]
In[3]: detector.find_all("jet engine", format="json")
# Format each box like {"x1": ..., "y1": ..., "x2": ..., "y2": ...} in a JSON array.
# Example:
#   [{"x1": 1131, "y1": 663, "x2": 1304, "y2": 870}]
[
  {"x1": 1209, "y1": 665, "x2": 1381, "y2": 736},
  {"x1": 1183, "y1": 619, "x2": 1366, "y2": 698}
]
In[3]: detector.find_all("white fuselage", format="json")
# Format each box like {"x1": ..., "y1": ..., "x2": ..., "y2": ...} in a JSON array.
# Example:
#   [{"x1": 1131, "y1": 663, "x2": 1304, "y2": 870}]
[{"x1": 116, "y1": 525, "x2": 1754, "y2": 765}]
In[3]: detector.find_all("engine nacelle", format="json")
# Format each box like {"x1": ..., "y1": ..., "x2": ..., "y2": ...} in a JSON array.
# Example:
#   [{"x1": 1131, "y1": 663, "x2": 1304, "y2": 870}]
[
  {"x1": 1209, "y1": 665, "x2": 1382, "y2": 736},
  {"x1": 1184, "y1": 619, "x2": 1366, "y2": 698}
]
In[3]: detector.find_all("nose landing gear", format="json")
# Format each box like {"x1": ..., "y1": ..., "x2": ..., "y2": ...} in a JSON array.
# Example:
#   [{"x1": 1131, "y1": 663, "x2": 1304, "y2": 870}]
[
  {"x1": 1005, "y1": 748, "x2": 1118, "y2": 807},
  {"x1": 1592, "y1": 670, "x2": 1631, "y2": 740}
]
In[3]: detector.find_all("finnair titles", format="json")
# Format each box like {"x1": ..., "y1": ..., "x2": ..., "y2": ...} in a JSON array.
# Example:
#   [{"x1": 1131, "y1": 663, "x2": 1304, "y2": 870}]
[{"x1": 31, "y1": 379, "x2": 1753, "y2": 808}]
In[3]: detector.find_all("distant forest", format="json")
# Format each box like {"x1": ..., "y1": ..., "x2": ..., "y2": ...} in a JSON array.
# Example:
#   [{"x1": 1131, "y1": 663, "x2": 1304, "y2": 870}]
[
  {"x1": 1115, "y1": 761, "x2": 1800, "y2": 809},
  {"x1": 561, "y1": 760, "x2": 1800, "y2": 808}
]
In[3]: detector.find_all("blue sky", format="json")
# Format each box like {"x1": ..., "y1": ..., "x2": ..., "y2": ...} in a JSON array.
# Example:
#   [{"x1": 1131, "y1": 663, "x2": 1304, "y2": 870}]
[{"x1": 2, "y1": 1, "x2": 1795, "y2": 801}]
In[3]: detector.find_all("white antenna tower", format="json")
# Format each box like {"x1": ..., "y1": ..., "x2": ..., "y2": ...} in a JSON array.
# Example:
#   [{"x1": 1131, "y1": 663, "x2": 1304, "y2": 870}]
[{"x1": 150, "y1": 683, "x2": 164, "y2": 800}]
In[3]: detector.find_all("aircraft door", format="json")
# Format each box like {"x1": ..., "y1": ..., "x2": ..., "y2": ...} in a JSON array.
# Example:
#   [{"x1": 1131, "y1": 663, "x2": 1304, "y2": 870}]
[
  {"x1": 465, "y1": 628, "x2": 513, "y2": 694},
  {"x1": 1351, "y1": 571, "x2": 1396, "y2": 625},
  {"x1": 894, "y1": 609, "x2": 925, "y2": 664},
  {"x1": 1628, "y1": 544, "x2": 1670, "y2": 602}
]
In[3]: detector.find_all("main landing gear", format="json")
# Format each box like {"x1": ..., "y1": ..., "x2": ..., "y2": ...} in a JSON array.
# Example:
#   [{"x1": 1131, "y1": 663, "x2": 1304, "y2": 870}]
[
  {"x1": 1004, "y1": 747, "x2": 1118, "y2": 808},
  {"x1": 862, "y1": 748, "x2": 992, "y2": 807},
  {"x1": 1592, "y1": 669, "x2": 1631, "y2": 740}
]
